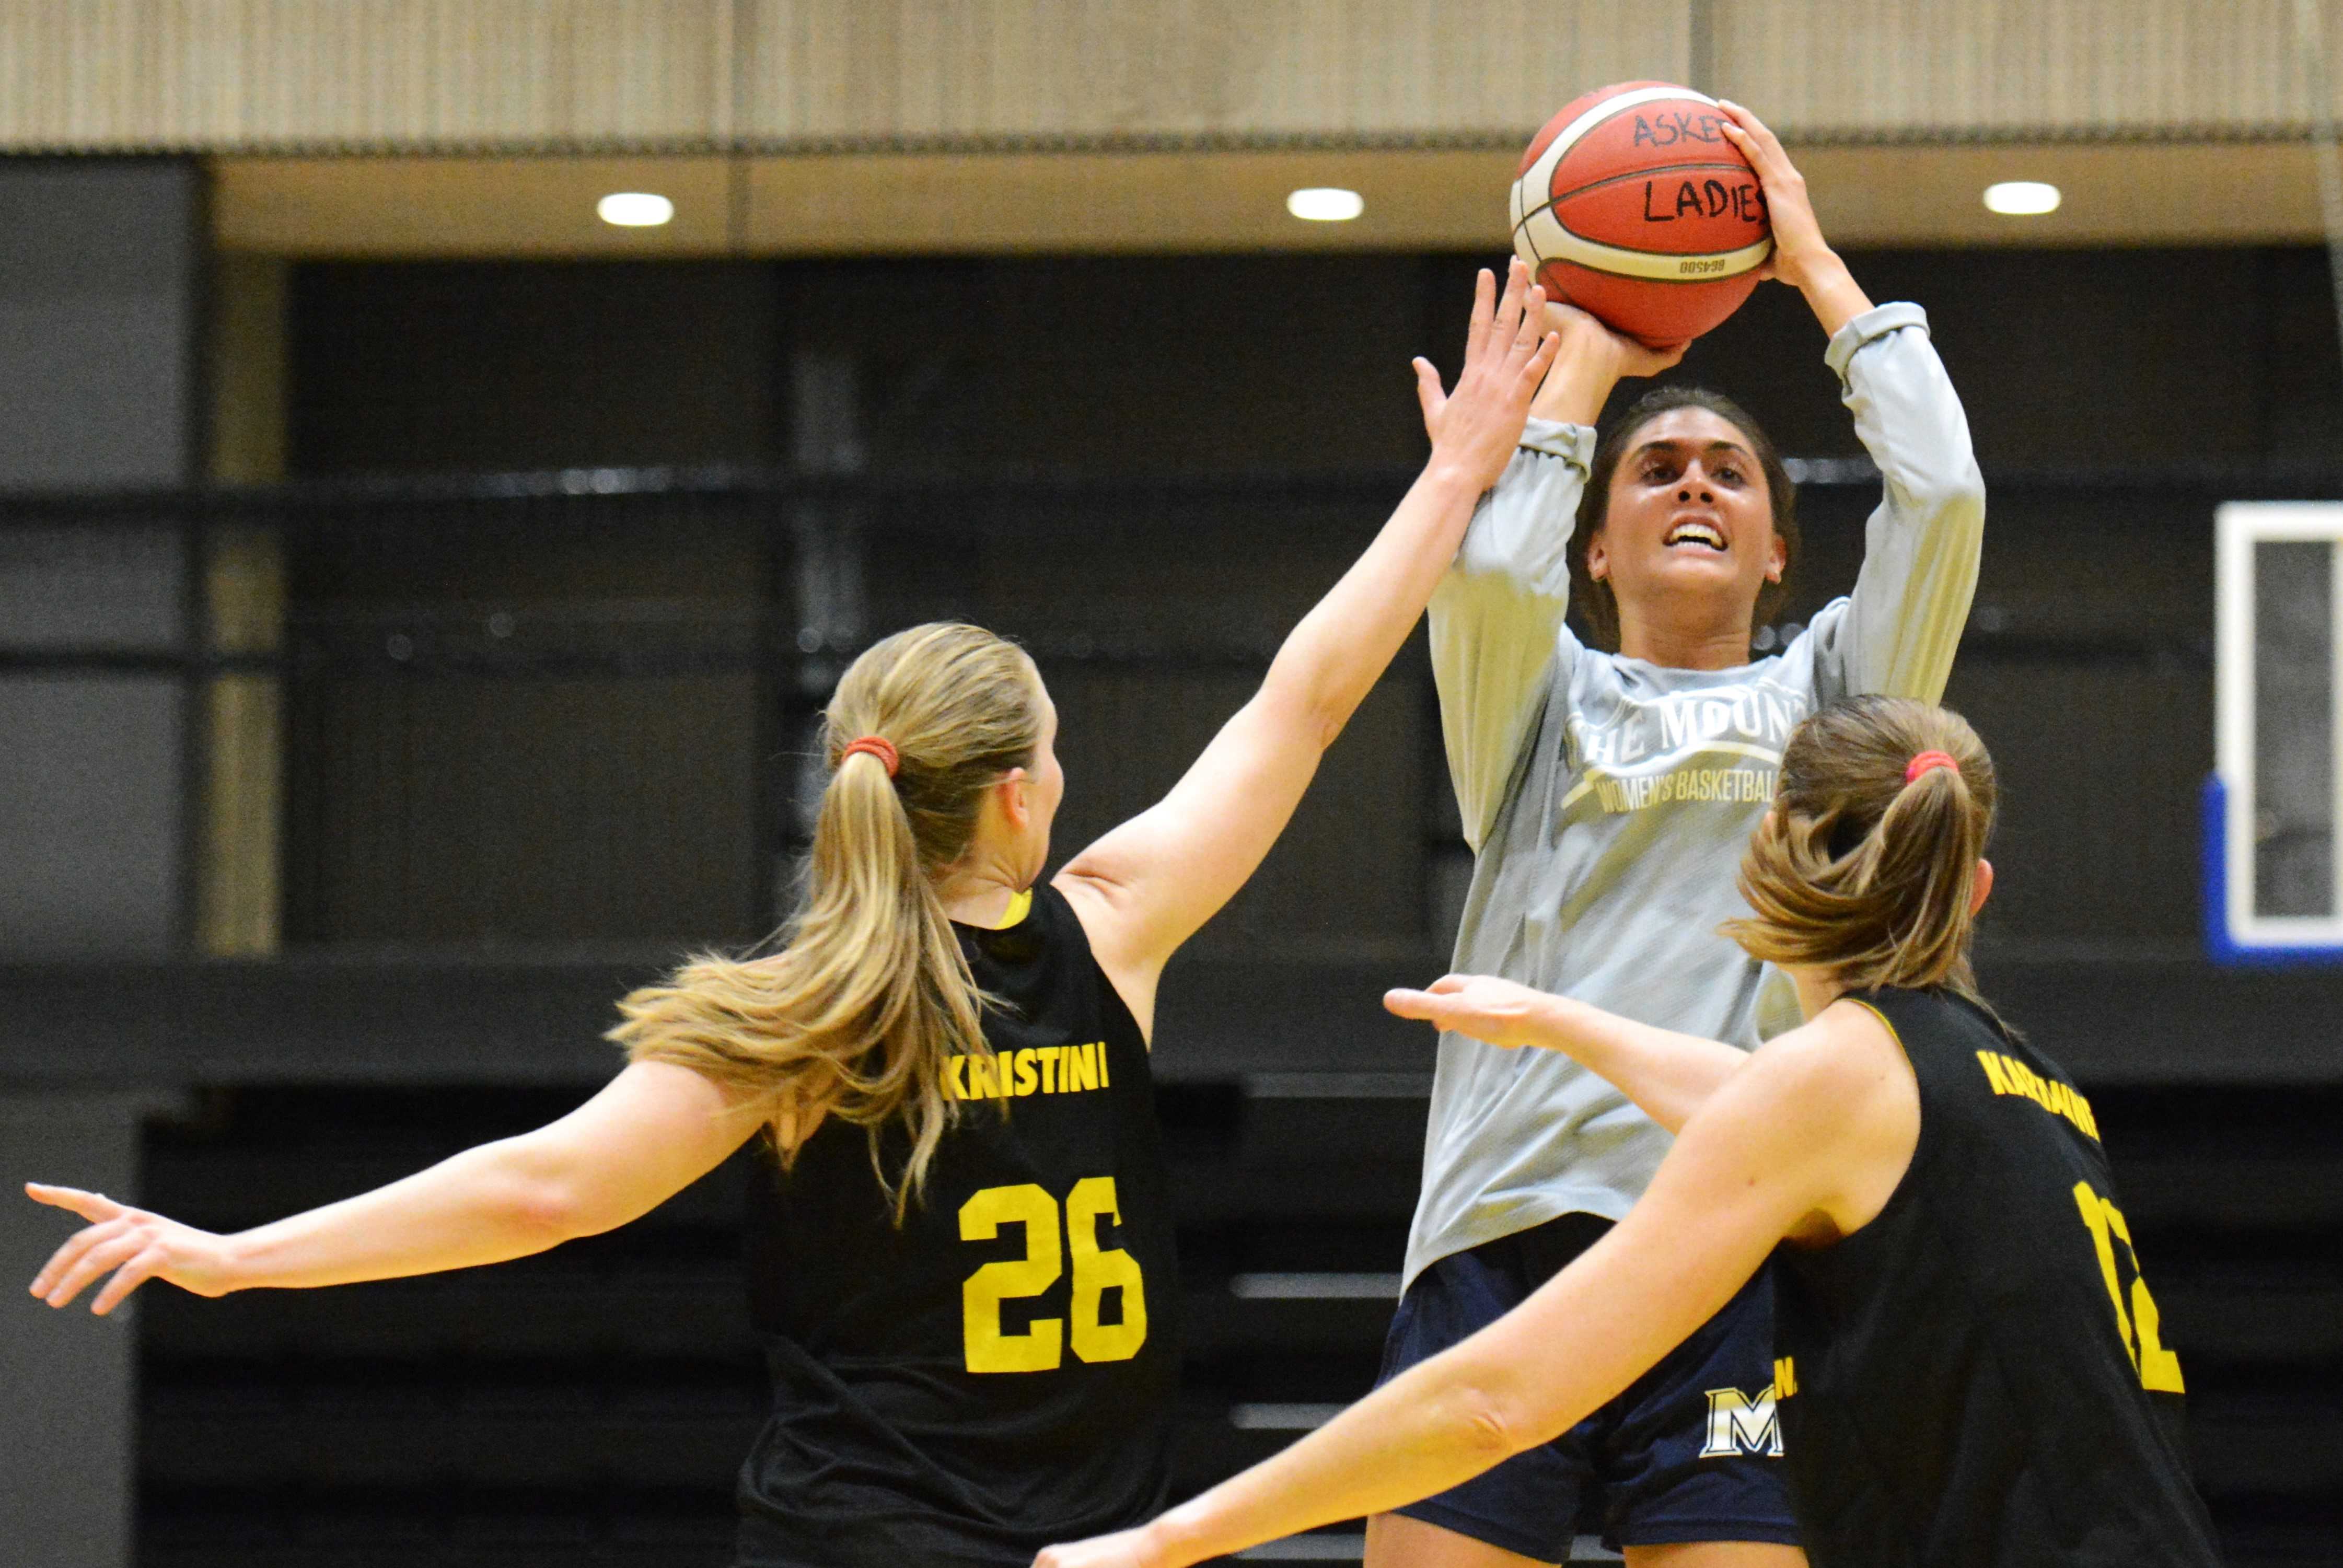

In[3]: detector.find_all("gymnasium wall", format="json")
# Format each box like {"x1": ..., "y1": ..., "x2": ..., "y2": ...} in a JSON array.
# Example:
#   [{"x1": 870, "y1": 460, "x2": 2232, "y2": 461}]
[
  {"x1": 263, "y1": 245, "x2": 2340, "y2": 961},
  {"x1": 0, "y1": 159, "x2": 202, "y2": 959},
  {"x1": 286, "y1": 247, "x2": 2342, "y2": 474},
  {"x1": 2, "y1": 0, "x2": 2334, "y2": 152}
]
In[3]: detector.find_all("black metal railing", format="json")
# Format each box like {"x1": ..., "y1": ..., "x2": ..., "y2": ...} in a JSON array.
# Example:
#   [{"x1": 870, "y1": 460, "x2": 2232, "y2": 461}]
[{"x1": 2, "y1": 461, "x2": 2337, "y2": 953}]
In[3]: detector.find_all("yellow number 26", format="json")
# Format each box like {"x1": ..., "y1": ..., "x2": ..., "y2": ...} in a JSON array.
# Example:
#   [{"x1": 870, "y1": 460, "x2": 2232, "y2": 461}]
[{"x1": 958, "y1": 1177, "x2": 1147, "y2": 1375}]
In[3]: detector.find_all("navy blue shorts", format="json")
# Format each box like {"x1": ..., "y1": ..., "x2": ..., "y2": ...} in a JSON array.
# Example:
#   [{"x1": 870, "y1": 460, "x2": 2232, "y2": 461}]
[{"x1": 1377, "y1": 1213, "x2": 1800, "y2": 1561}]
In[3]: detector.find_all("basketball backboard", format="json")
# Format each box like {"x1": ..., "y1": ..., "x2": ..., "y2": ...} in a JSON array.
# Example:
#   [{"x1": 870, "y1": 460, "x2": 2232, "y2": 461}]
[{"x1": 2210, "y1": 502, "x2": 2343, "y2": 961}]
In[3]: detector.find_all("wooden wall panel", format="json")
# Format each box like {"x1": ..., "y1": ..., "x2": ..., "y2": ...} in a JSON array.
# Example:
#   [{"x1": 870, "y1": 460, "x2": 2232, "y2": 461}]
[
  {"x1": 739, "y1": 0, "x2": 1684, "y2": 144},
  {"x1": 1714, "y1": 0, "x2": 2325, "y2": 142},
  {"x1": 0, "y1": 1, "x2": 2328, "y2": 153},
  {"x1": 0, "y1": 0, "x2": 734, "y2": 151}
]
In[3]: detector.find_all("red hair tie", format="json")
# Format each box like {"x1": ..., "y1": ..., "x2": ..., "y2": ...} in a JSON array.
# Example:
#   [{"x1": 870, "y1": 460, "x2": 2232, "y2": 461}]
[
  {"x1": 1904, "y1": 749, "x2": 1959, "y2": 784},
  {"x1": 841, "y1": 736, "x2": 900, "y2": 778}
]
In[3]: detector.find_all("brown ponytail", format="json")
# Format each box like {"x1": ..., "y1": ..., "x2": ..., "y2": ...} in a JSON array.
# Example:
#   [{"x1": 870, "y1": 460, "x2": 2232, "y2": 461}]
[
  {"x1": 607, "y1": 623, "x2": 1046, "y2": 1217},
  {"x1": 1722, "y1": 696, "x2": 1998, "y2": 1003}
]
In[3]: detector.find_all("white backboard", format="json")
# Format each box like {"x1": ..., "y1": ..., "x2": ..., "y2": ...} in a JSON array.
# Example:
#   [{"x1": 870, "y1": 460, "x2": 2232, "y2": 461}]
[{"x1": 2212, "y1": 502, "x2": 2343, "y2": 958}]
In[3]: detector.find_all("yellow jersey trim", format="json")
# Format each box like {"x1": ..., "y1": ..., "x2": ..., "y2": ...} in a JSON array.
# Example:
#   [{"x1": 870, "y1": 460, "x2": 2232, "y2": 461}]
[{"x1": 971, "y1": 887, "x2": 1033, "y2": 931}]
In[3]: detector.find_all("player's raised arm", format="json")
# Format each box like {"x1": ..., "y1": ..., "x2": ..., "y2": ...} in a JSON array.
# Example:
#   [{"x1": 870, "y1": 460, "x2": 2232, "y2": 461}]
[
  {"x1": 1055, "y1": 262, "x2": 1559, "y2": 1016},
  {"x1": 1032, "y1": 1004, "x2": 1916, "y2": 1568},
  {"x1": 1719, "y1": 99, "x2": 1984, "y2": 704},
  {"x1": 1383, "y1": 973, "x2": 1750, "y2": 1133},
  {"x1": 25, "y1": 1060, "x2": 763, "y2": 1314},
  {"x1": 1429, "y1": 306, "x2": 1682, "y2": 850},
  {"x1": 1715, "y1": 100, "x2": 1871, "y2": 340}
]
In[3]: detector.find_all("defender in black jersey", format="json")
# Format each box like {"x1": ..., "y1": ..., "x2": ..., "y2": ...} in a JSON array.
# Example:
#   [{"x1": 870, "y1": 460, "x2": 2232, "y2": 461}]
[
  {"x1": 1038, "y1": 696, "x2": 2222, "y2": 1568},
  {"x1": 738, "y1": 884, "x2": 1180, "y2": 1564},
  {"x1": 1771, "y1": 983, "x2": 2213, "y2": 1567},
  {"x1": 25, "y1": 264, "x2": 1574, "y2": 1568}
]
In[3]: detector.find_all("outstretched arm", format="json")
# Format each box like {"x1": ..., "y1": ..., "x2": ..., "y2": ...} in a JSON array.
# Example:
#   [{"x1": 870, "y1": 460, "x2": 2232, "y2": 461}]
[
  {"x1": 1031, "y1": 1005, "x2": 1916, "y2": 1568},
  {"x1": 1383, "y1": 973, "x2": 1749, "y2": 1133},
  {"x1": 25, "y1": 1061, "x2": 762, "y2": 1314},
  {"x1": 1057, "y1": 263, "x2": 1559, "y2": 1014}
]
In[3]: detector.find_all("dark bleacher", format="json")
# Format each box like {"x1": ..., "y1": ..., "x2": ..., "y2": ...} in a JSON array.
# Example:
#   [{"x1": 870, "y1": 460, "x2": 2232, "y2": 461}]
[
  {"x1": 128, "y1": 1077, "x2": 2343, "y2": 1568},
  {"x1": 2097, "y1": 1086, "x2": 2343, "y2": 1566},
  {"x1": 137, "y1": 1087, "x2": 758, "y2": 1568}
]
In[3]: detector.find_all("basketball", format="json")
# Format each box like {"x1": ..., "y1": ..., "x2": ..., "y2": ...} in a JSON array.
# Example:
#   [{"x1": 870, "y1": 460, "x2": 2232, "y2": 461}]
[{"x1": 1511, "y1": 82, "x2": 1774, "y2": 346}]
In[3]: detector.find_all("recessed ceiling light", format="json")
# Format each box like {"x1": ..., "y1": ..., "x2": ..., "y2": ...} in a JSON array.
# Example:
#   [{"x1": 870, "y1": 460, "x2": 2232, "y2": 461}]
[
  {"x1": 1982, "y1": 181, "x2": 2061, "y2": 216},
  {"x1": 1286, "y1": 187, "x2": 1365, "y2": 222},
  {"x1": 597, "y1": 192, "x2": 675, "y2": 227}
]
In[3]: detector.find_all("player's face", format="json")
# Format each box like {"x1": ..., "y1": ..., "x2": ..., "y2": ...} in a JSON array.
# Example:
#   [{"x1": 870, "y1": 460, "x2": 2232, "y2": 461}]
[{"x1": 1592, "y1": 407, "x2": 1783, "y2": 627}]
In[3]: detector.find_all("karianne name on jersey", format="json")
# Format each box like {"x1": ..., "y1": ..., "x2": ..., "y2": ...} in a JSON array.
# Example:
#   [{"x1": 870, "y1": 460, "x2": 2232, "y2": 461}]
[
  {"x1": 1975, "y1": 1049, "x2": 2101, "y2": 1142},
  {"x1": 944, "y1": 1041, "x2": 1112, "y2": 1101}
]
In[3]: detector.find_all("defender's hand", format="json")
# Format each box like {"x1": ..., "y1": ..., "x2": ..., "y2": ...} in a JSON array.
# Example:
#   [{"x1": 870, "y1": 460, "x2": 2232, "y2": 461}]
[
  {"x1": 1413, "y1": 259, "x2": 1562, "y2": 492},
  {"x1": 25, "y1": 1183, "x2": 236, "y2": 1315},
  {"x1": 1384, "y1": 973, "x2": 1566, "y2": 1051}
]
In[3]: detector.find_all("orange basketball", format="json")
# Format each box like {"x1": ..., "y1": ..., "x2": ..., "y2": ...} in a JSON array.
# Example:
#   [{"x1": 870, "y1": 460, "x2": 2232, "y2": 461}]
[{"x1": 1510, "y1": 82, "x2": 1773, "y2": 347}]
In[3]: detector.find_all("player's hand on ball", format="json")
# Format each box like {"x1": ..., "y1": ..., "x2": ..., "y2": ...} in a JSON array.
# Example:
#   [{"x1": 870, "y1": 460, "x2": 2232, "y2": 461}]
[
  {"x1": 25, "y1": 1183, "x2": 236, "y2": 1315},
  {"x1": 1384, "y1": 973, "x2": 1562, "y2": 1050},
  {"x1": 1033, "y1": 1526, "x2": 1161, "y2": 1568},
  {"x1": 1414, "y1": 258, "x2": 1561, "y2": 490},
  {"x1": 1541, "y1": 299, "x2": 1687, "y2": 381},
  {"x1": 1713, "y1": 101, "x2": 1829, "y2": 288}
]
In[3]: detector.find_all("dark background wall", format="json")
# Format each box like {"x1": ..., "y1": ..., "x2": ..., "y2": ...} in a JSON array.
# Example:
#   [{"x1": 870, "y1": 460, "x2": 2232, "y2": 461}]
[
  {"x1": 0, "y1": 156, "x2": 207, "y2": 1568},
  {"x1": 288, "y1": 248, "x2": 2343, "y2": 480},
  {"x1": 0, "y1": 160, "x2": 202, "y2": 488},
  {"x1": 273, "y1": 247, "x2": 2343, "y2": 959},
  {"x1": 282, "y1": 510, "x2": 767, "y2": 947},
  {"x1": 291, "y1": 262, "x2": 784, "y2": 475},
  {"x1": 0, "y1": 160, "x2": 203, "y2": 962}
]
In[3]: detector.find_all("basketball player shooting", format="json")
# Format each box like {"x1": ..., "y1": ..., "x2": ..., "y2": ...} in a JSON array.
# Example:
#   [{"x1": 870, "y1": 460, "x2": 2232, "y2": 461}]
[{"x1": 1359, "y1": 100, "x2": 1985, "y2": 1568}]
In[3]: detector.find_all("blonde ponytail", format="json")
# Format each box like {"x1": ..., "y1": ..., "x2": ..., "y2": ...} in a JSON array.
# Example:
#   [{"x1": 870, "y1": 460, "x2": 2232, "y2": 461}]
[
  {"x1": 607, "y1": 623, "x2": 1046, "y2": 1217},
  {"x1": 1722, "y1": 696, "x2": 1998, "y2": 1003}
]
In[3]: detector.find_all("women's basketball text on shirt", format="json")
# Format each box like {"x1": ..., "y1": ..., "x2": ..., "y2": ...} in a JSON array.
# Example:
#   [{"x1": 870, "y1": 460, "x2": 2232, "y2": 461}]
[{"x1": 1591, "y1": 764, "x2": 1778, "y2": 814}]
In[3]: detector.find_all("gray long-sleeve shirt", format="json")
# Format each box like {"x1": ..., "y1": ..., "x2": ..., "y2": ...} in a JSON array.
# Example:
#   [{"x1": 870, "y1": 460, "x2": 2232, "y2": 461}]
[{"x1": 1405, "y1": 301, "x2": 1985, "y2": 1287}]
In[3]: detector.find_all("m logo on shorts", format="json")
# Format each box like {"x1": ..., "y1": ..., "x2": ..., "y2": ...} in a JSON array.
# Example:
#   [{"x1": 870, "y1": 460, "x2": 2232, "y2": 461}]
[{"x1": 1698, "y1": 1384, "x2": 1783, "y2": 1458}]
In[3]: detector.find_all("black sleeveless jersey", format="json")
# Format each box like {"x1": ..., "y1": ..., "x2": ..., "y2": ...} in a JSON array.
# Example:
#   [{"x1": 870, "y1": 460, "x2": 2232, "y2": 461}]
[
  {"x1": 1772, "y1": 986, "x2": 2221, "y2": 1568},
  {"x1": 734, "y1": 884, "x2": 1181, "y2": 1567}
]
